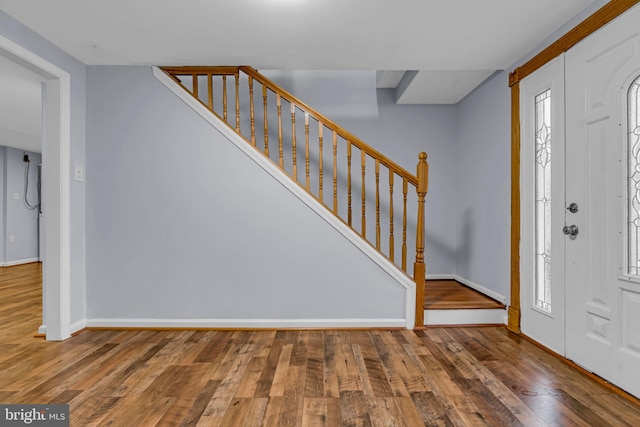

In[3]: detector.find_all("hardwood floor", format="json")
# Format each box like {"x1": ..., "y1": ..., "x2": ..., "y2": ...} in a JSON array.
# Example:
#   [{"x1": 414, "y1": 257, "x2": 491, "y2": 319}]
[
  {"x1": 0, "y1": 262, "x2": 42, "y2": 341},
  {"x1": 2, "y1": 264, "x2": 640, "y2": 426},
  {"x1": 425, "y1": 280, "x2": 505, "y2": 309}
]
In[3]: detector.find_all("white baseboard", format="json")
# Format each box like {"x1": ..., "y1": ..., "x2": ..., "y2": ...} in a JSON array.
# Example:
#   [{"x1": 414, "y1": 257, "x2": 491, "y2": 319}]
[
  {"x1": 38, "y1": 319, "x2": 87, "y2": 337},
  {"x1": 71, "y1": 319, "x2": 87, "y2": 334},
  {"x1": 86, "y1": 318, "x2": 408, "y2": 329},
  {"x1": 424, "y1": 308, "x2": 507, "y2": 326},
  {"x1": 453, "y1": 275, "x2": 506, "y2": 305},
  {"x1": 426, "y1": 274, "x2": 456, "y2": 280},
  {"x1": 1, "y1": 258, "x2": 39, "y2": 267},
  {"x1": 426, "y1": 274, "x2": 507, "y2": 305}
]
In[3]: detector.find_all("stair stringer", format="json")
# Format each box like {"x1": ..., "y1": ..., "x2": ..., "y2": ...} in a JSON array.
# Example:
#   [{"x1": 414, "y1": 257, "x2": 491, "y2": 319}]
[{"x1": 152, "y1": 66, "x2": 416, "y2": 329}]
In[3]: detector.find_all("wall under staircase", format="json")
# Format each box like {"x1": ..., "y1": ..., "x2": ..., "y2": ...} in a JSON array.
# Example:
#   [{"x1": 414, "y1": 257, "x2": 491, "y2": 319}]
[{"x1": 85, "y1": 66, "x2": 414, "y2": 328}]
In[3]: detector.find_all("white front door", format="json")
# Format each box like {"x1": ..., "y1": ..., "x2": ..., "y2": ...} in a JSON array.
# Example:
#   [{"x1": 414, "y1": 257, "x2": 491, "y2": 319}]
[{"x1": 565, "y1": 5, "x2": 640, "y2": 397}]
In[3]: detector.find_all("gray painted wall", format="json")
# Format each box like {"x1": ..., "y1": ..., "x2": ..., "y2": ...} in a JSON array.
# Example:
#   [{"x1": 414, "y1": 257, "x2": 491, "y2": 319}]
[
  {"x1": 86, "y1": 66, "x2": 407, "y2": 322},
  {"x1": 455, "y1": 72, "x2": 511, "y2": 297},
  {"x1": 0, "y1": 11, "x2": 87, "y2": 325},
  {"x1": 0, "y1": 146, "x2": 41, "y2": 264},
  {"x1": 261, "y1": 70, "x2": 379, "y2": 119}
]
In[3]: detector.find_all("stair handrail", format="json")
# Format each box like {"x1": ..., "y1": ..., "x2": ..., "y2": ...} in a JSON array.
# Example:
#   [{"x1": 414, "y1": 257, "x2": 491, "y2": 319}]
[
  {"x1": 240, "y1": 67, "x2": 418, "y2": 185},
  {"x1": 160, "y1": 65, "x2": 428, "y2": 327},
  {"x1": 161, "y1": 66, "x2": 418, "y2": 185}
]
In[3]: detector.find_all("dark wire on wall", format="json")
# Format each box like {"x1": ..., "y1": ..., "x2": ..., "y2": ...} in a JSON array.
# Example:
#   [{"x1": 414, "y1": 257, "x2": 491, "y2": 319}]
[{"x1": 23, "y1": 153, "x2": 40, "y2": 211}]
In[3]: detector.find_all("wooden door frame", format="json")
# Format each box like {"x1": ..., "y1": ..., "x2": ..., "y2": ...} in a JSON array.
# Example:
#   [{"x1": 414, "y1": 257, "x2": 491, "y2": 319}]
[{"x1": 508, "y1": 0, "x2": 640, "y2": 333}]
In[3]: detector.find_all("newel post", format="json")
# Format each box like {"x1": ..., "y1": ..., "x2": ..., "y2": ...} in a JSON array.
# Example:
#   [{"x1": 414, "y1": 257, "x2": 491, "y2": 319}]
[{"x1": 414, "y1": 152, "x2": 429, "y2": 329}]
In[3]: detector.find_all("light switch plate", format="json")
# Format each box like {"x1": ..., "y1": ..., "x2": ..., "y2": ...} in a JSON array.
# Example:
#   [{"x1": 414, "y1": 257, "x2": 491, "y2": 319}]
[{"x1": 74, "y1": 165, "x2": 84, "y2": 182}]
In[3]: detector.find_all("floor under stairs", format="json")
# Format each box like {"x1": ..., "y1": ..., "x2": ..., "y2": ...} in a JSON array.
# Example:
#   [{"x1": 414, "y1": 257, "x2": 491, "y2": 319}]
[{"x1": 424, "y1": 280, "x2": 506, "y2": 326}]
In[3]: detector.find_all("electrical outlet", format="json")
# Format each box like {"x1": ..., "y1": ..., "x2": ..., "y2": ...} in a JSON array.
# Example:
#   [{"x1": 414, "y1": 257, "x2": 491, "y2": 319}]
[
  {"x1": 9, "y1": 235, "x2": 15, "y2": 243},
  {"x1": 13, "y1": 192, "x2": 19, "y2": 200}
]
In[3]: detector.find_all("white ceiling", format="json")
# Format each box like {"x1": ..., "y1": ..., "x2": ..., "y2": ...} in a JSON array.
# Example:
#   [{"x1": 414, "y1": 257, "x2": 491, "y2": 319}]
[
  {"x1": 0, "y1": 0, "x2": 597, "y2": 104},
  {"x1": 0, "y1": 54, "x2": 42, "y2": 153}
]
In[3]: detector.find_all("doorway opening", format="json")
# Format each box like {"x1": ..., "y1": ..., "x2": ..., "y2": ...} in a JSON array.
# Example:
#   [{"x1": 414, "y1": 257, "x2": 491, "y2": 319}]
[{"x1": 0, "y1": 34, "x2": 71, "y2": 341}]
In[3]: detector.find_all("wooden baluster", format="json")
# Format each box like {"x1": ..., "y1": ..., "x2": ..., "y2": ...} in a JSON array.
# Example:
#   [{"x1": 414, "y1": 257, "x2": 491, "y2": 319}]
[
  {"x1": 222, "y1": 75, "x2": 228, "y2": 123},
  {"x1": 263, "y1": 85, "x2": 269, "y2": 156},
  {"x1": 375, "y1": 160, "x2": 380, "y2": 250},
  {"x1": 361, "y1": 150, "x2": 366, "y2": 238},
  {"x1": 291, "y1": 103, "x2": 297, "y2": 180},
  {"x1": 207, "y1": 74, "x2": 213, "y2": 111},
  {"x1": 192, "y1": 73, "x2": 198, "y2": 99},
  {"x1": 277, "y1": 94, "x2": 283, "y2": 166},
  {"x1": 414, "y1": 152, "x2": 429, "y2": 329},
  {"x1": 305, "y1": 113, "x2": 310, "y2": 191},
  {"x1": 318, "y1": 124, "x2": 324, "y2": 201},
  {"x1": 389, "y1": 170, "x2": 394, "y2": 262},
  {"x1": 402, "y1": 178, "x2": 408, "y2": 271},
  {"x1": 235, "y1": 73, "x2": 240, "y2": 132},
  {"x1": 249, "y1": 76, "x2": 255, "y2": 146},
  {"x1": 347, "y1": 141, "x2": 352, "y2": 226},
  {"x1": 333, "y1": 131, "x2": 338, "y2": 214}
]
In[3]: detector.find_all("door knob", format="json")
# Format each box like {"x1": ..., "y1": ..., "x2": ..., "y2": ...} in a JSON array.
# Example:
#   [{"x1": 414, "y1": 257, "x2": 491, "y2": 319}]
[
  {"x1": 563, "y1": 225, "x2": 579, "y2": 236},
  {"x1": 567, "y1": 203, "x2": 579, "y2": 213}
]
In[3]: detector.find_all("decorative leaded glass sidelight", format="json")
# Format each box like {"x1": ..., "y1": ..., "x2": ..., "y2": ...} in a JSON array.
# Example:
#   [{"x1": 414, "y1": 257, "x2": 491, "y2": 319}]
[
  {"x1": 535, "y1": 90, "x2": 552, "y2": 312},
  {"x1": 628, "y1": 76, "x2": 640, "y2": 276}
]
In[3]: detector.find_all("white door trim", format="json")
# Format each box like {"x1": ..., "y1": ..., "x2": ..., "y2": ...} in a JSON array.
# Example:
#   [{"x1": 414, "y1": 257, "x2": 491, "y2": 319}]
[{"x1": 0, "y1": 34, "x2": 71, "y2": 341}]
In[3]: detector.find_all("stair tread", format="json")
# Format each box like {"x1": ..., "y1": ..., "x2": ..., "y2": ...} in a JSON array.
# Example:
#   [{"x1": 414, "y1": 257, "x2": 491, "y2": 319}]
[{"x1": 425, "y1": 280, "x2": 505, "y2": 310}]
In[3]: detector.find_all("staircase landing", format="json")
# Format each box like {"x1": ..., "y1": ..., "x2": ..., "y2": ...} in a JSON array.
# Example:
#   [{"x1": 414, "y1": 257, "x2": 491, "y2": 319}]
[{"x1": 424, "y1": 280, "x2": 506, "y2": 326}]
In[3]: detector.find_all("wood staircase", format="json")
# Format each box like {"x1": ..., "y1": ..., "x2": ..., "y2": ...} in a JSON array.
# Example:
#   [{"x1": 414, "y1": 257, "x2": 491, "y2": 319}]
[{"x1": 160, "y1": 66, "x2": 429, "y2": 327}]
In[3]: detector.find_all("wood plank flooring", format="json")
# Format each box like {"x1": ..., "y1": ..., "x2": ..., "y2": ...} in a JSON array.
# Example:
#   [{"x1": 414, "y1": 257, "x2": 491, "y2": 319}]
[
  {"x1": 2, "y1": 263, "x2": 640, "y2": 426},
  {"x1": 425, "y1": 280, "x2": 505, "y2": 309}
]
